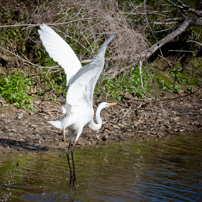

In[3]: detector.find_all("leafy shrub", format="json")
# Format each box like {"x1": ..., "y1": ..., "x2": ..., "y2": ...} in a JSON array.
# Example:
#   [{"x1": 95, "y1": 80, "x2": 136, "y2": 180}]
[{"x1": 0, "y1": 74, "x2": 35, "y2": 110}]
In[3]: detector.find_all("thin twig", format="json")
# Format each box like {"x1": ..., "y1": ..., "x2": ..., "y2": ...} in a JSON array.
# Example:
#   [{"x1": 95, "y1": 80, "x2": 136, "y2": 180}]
[
  {"x1": 0, "y1": 18, "x2": 98, "y2": 28},
  {"x1": 168, "y1": 49, "x2": 198, "y2": 53},
  {"x1": 139, "y1": 61, "x2": 150, "y2": 98},
  {"x1": 187, "y1": 40, "x2": 202, "y2": 46}
]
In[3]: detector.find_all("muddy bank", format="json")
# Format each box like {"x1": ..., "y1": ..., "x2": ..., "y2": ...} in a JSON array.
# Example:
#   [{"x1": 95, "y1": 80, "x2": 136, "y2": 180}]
[{"x1": 0, "y1": 89, "x2": 202, "y2": 156}]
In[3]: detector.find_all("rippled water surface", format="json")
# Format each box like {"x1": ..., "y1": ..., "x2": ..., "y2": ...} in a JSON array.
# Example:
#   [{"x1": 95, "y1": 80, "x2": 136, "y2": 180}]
[{"x1": 0, "y1": 132, "x2": 202, "y2": 202}]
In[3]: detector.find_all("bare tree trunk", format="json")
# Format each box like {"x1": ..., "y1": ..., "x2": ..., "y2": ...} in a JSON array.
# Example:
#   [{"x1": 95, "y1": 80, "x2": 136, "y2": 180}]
[
  {"x1": 141, "y1": 18, "x2": 192, "y2": 59},
  {"x1": 111, "y1": 17, "x2": 198, "y2": 78}
]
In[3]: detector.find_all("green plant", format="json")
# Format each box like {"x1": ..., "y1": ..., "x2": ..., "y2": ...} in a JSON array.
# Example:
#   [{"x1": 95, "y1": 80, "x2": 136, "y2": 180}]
[
  {"x1": 154, "y1": 73, "x2": 180, "y2": 93},
  {"x1": 95, "y1": 66, "x2": 151, "y2": 100},
  {"x1": 0, "y1": 74, "x2": 35, "y2": 110}
]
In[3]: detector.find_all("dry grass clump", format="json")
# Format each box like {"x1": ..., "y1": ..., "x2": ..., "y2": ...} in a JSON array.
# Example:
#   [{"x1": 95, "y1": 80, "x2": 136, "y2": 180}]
[
  {"x1": 0, "y1": 0, "x2": 148, "y2": 78},
  {"x1": 36, "y1": 0, "x2": 148, "y2": 76}
]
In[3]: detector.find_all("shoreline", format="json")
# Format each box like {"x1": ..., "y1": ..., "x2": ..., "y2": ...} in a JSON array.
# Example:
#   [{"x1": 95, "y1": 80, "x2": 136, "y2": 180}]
[{"x1": 0, "y1": 91, "x2": 202, "y2": 155}]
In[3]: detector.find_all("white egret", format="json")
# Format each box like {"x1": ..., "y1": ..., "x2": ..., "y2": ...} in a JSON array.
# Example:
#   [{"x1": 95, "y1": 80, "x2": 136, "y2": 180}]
[{"x1": 38, "y1": 24, "x2": 116, "y2": 186}]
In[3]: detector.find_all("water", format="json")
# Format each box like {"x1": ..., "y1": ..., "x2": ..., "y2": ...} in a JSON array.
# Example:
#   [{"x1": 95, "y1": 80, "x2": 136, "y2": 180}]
[{"x1": 0, "y1": 132, "x2": 202, "y2": 202}]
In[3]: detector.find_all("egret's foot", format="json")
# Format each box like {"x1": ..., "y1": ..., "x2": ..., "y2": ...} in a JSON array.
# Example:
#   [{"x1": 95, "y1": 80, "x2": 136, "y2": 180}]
[{"x1": 69, "y1": 173, "x2": 77, "y2": 189}]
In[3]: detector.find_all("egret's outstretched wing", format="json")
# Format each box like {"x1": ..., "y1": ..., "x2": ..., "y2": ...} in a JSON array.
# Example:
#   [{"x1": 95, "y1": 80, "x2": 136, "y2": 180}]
[
  {"x1": 66, "y1": 35, "x2": 115, "y2": 109},
  {"x1": 66, "y1": 62, "x2": 101, "y2": 108},
  {"x1": 38, "y1": 24, "x2": 82, "y2": 85}
]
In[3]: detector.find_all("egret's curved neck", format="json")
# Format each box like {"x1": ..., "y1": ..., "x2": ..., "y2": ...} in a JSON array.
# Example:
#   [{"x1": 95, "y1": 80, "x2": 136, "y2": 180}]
[{"x1": 88, "y1": 103, "x2": 105, "y2": 131}]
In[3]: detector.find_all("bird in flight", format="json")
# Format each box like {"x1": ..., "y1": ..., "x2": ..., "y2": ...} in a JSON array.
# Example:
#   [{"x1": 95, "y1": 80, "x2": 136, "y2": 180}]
[{"x1": 38, "y1": 24, "x2": 116, "y2": 187}]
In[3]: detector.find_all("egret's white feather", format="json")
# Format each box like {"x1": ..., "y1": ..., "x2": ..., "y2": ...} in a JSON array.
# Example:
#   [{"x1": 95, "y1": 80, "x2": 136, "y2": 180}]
[
  {"x1": 38, "y1": 24, "x2": 82, "y2": 85},
  {"x1": 66, "y1": 35, "x2": 115, "y2": 109},
  {"x1": 48, "y1": 120, "x2": 64, "y2": 129},
  {"x1": 66, "y1": 67, "x2": 95, "y2": 107},
  {"x1": 61, "y1": 105, "x2": 66, "y2": 114}
]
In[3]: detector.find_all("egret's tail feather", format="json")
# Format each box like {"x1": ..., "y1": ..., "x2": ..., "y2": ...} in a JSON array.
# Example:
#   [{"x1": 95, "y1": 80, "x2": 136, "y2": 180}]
[
  {"x1": 48, "y1": 119, "x2": 64, "y2": 129},
  {"x1": 48, "y1": 116, "x2": 72, "y2": 146}
]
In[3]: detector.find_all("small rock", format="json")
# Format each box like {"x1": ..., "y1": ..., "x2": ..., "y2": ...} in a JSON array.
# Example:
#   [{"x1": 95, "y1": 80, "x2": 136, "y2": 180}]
[{"x1": 17, "y1": 113, "x2": 24, "y2": 120}]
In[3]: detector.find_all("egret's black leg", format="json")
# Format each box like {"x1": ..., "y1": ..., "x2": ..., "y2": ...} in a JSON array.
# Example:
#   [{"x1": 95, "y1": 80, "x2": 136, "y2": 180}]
[
  {"x1": 71, "y1": 148, "x2": 76, "y2": 187},
  {"x1": 69, "y1": 131, "x2": 80, "y2": 188},
  {"x1": 65, "y1": 131, "x2": 75, "y2": 187},
  {"x1": 67, "y1": 142, "x2": 73, "y2": 186}
]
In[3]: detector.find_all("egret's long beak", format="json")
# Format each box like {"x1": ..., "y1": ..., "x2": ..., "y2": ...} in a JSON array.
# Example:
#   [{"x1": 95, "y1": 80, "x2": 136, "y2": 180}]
[{"x1": 108, "y1": 103, "x2": 117, "y2": 106}]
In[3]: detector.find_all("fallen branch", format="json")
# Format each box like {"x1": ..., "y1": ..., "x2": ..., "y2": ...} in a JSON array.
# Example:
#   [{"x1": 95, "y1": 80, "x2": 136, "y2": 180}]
[{"x1": 142, "y1": 18, "x2": 192, "y2": 59}]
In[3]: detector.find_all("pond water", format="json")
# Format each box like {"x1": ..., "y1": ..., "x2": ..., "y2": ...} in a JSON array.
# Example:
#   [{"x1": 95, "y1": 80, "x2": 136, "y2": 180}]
[{"x1": 0, "y1": 132, "x2": 202, "y2": 202}]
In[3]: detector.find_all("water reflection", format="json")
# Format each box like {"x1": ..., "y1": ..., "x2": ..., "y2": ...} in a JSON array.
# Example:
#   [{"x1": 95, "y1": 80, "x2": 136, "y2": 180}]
[{"x1": 0, "y1": 132, "x2": 202, "y2": 201}]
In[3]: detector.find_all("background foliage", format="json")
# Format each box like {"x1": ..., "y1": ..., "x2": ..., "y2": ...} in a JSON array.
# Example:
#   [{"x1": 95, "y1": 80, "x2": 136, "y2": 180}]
[{"x1": 0, "y1": 0, "x2": 201, "y2": 109}]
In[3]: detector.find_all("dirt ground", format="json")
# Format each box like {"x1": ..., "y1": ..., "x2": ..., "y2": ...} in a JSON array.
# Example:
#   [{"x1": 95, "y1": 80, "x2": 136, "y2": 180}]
[{"x1": 0, "y1": 88, "x2": 202, "y2": 157}]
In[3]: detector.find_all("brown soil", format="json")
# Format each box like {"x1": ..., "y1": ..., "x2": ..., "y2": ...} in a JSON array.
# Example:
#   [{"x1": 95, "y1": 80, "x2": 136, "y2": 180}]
[{"x1": 0, "y1": 89, "x2": 202, "y2": 157}]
